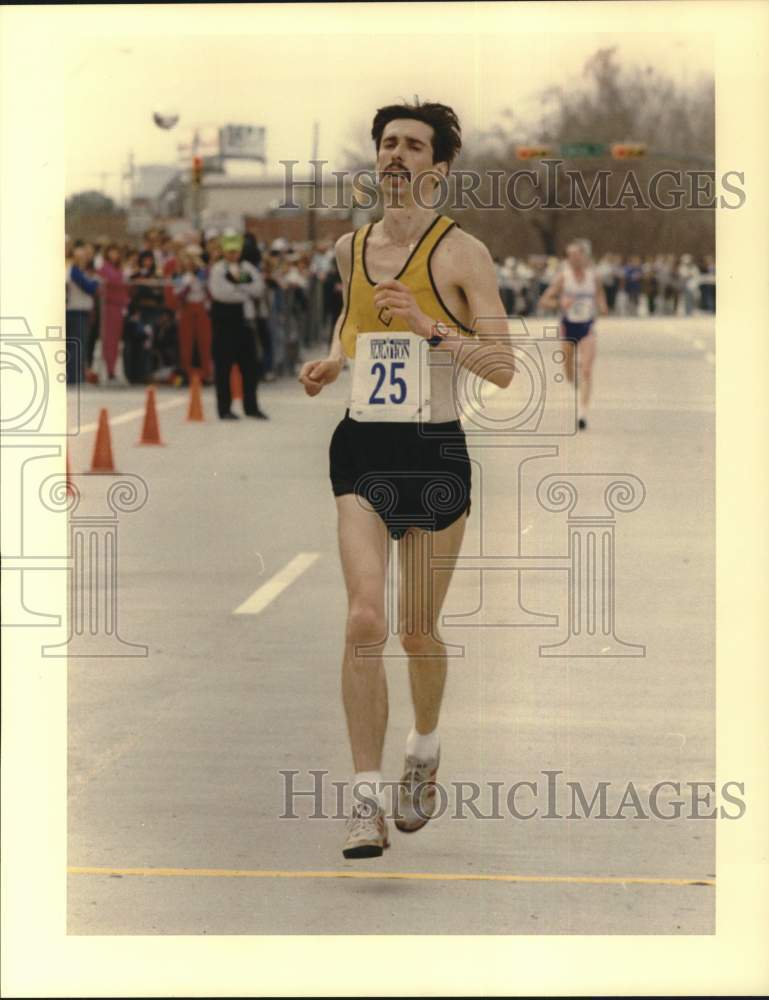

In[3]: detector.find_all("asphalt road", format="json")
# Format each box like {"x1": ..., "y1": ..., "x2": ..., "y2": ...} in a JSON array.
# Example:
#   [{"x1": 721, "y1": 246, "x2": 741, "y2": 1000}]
[{"x1": 66, "y1": 314, "x2": 716, "y2": 934}]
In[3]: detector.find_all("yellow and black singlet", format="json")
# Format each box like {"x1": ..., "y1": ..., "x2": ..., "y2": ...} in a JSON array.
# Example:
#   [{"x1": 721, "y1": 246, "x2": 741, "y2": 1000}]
[{"x1": 339, "y1": 214, "x2": 473, "y2": 361}]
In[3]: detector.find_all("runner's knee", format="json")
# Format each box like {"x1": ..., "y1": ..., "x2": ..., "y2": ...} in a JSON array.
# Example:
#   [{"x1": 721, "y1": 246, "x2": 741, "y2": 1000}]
[
  {"x1": 346, "y1": 603, "x2": 387, "y2": 648},
  {"x1": 399, "y1": 627, "x2": 441, "y2": 657}
]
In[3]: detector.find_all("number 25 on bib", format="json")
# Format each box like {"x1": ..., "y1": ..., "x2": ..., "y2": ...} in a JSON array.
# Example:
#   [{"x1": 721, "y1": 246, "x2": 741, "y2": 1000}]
[{"x1": 349, "y1": 332, "x2": 431, "y2": 422}]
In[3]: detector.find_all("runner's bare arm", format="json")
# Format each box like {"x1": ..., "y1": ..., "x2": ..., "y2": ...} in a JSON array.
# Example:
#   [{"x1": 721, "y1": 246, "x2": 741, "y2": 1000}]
[
  {"x1": 596, "y1": 281, "x2": 609, "y2": 316},
  {"x1": 370, "y1": 232, "x2": 515, "y2": 388},
  {"x1": 327, "y1": 232, "x2": 354, "y2": 364},
  {"x1": 298, "y1": 231, "x2": 353, "y2": 395},
  {"x1": 436, "y1": 233, "x2": 516, "y2": 389},
  {"x1": 538, "y1": 271, "x2": 563, "y2": 311}
]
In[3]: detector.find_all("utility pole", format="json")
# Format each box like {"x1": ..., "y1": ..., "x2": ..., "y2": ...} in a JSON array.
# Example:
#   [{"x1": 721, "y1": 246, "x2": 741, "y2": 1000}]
[
  {"x1": 308, "y1": 120, "x2": 319, "y2": 243},
  {"x1": 122, "y1": 150, "x2": 135, "y2": 207},
  {"x1": 191, "y1": 128, "x2": 202, "y2": 232}
]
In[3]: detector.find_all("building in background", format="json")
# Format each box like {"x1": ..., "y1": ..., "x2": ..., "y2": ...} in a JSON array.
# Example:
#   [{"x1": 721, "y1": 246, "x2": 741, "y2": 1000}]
[
  {"x1": 179, "y1": 170, "x2": 359, "y2": 242},
  {"x1": 127, "y1": 164, "x2": 180, "y2": 235}
]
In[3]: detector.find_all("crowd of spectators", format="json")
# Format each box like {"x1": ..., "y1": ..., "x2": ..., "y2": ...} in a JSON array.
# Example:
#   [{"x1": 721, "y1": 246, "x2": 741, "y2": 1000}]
[
  {"x1": 496, "y1": 252, "x2": 716, "y2": 318},
  {"x1": 64, "y1": 226, "x2": 343, "y2": 386},
  {"x1": 64, "y1": 227, "x2": 716, "y2": 388}
]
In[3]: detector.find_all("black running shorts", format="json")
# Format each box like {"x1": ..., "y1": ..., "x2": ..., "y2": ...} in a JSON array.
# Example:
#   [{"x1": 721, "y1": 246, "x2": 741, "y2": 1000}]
[
  {"x1": 329, "y1": 409, "x2": 472, "y2": 540},
  {"x1": 561, "y1": 318, "x2": 594, "y2": 342}
]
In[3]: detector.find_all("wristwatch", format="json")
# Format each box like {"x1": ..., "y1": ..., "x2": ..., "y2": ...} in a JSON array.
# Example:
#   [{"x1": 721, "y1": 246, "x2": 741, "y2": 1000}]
[{"x1": 428, "y1": 321, "x2": 451, "y2": 346}]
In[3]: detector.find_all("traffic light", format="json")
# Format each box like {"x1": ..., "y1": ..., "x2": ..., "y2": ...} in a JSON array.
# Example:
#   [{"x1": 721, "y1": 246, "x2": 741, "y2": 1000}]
[
  {"x1": 515, "y1": 145, "x2": 555, "y2": 160},
  {"x1": 611, "y1": 143, "x2": 647, "y2": 160},
  {"x1": 191, "y1": 156, "x2": 203, "y2": 185}
]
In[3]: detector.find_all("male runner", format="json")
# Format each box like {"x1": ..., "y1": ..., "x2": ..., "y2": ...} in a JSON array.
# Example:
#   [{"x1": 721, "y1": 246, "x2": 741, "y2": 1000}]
[
  {"x1": 538, "y1": 239, "x2": 608, "y2": 431},
  {"x1": 298, "y1": 101, "x2": 515, "y2": 859}
]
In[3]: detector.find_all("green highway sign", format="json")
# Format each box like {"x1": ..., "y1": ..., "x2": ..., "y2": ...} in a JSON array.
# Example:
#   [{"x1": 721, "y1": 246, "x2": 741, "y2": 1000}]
[
  {"x1": 514, "y1": 141, "x2": 712, "y2": 163},
  {"x1": 559, "y1": 142, "x2": 608, "y2": 157}
]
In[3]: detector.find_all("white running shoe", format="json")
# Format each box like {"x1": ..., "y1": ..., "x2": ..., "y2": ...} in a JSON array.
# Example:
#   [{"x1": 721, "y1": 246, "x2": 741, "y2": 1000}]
[
  {"x1": 395, "y1": 750, "x2": 441, "y2": 833},
  {"x1": 342, "y1": 798, "x2": 390, "y2": 859}
]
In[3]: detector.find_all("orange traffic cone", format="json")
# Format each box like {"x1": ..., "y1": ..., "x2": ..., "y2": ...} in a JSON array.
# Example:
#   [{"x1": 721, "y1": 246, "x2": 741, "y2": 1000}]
[
  {"x1": 230, "y1": 364, "x2": 243, "y2": 402},
  {"x1": 187, "y1": 371, "x2": 204, "y2": 422},
  {"x1": 138, "y1": 386, "x2": 164, "y2": 445},
  {"x1": 90, "y1": 408, "x2": 116, "y2": 473}
]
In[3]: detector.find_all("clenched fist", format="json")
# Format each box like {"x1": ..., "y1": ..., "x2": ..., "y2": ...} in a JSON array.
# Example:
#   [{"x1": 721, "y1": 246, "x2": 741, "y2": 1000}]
[
  {"x1": 373, "y1": 280, "x2": 432, "y2": 339},
  {"x1": 298, "y1": 357, "x2": 344, "y2": 397}
]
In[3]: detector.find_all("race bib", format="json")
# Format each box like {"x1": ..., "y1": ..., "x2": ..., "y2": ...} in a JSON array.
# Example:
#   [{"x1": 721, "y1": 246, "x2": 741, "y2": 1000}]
[
  {"x1": 349, "y1": 332, "x2": 431, "y2": 422},
  {"x1": 565, "y1": 294, "x2": 594, "y2": 323}
]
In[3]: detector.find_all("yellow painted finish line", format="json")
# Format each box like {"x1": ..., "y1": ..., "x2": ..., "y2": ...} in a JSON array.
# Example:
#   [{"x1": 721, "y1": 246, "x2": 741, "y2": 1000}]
[{"x1": 68, "y1": 867, "x2": 714, "y2": 888}]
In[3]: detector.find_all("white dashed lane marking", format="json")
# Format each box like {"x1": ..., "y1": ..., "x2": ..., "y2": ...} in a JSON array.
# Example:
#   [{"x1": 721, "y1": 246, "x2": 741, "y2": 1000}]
[
  {"x1": 233, "y1": 553, "x2": 321, "y2": 615},
  {"x1": 78, "y1": 397, "x2": 187, "y2": 434}
]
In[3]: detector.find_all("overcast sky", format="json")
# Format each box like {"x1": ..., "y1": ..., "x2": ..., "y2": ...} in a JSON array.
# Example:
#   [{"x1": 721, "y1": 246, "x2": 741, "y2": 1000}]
[{"x1": 66, "y1": 11, "x2": 714, "y2": 202}]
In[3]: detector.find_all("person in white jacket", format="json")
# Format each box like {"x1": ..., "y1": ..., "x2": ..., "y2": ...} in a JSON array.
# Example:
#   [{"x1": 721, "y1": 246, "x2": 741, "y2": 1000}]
[
  {"x1": 208, "y1": 232, "x2": 268, "y2": 420},
  {"x1": 677, "y1": 253, "x2": 701, "y2": 317},
  {"x1": 65, "y1": 245, "x2": 100, "y2": 384}
]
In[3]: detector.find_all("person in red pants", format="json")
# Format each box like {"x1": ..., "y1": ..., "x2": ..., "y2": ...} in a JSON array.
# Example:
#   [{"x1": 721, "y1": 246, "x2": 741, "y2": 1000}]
[
  {"x1": 98, "y1": 244, "x2": 131, "y2": 382},
  {"x1": 173, "y1": 247, "x2": 214, "y2": 384}
]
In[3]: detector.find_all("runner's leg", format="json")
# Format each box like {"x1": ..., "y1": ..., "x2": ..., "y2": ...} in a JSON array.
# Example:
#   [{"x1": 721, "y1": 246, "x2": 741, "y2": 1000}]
[
  {"x1": 398, "y1": 514, "x2": 466, "y2": 733},
  {"x1": 561, "y1": 335, "x2": 576, "y2": 385},
  {"x1": 577, "y1": 330, "x2": 597, "y2": 413},
  {"x1": 336, "y1": 493, "x2": 390, "y2": 773}
]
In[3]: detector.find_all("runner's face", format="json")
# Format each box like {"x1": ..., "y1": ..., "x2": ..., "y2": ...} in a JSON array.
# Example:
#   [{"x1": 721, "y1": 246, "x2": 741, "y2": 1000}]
[
  {"x1": 567, "y1": 246, "x2": 585, "y2": 269},
  {"x1": 377, "y1": 119, "x2": 446, "y2": 205}
]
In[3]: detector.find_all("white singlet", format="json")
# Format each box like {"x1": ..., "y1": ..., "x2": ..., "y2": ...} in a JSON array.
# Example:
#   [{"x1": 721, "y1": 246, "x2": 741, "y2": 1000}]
[{"x1": 561, "y1": 264, "x2": 597, "y2": 323}]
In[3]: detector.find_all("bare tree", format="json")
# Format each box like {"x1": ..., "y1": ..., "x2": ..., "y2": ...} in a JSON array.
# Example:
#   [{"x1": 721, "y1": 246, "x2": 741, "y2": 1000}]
[
  {"x1": 338, "y1": 51, "x2": 715, "y2": 259},
  {"x1": 467, "y1": 48, "x2": 714, "y2": 258},
  {"x1": 340, "y1": 118, "x2": 375, "y2": 170}
]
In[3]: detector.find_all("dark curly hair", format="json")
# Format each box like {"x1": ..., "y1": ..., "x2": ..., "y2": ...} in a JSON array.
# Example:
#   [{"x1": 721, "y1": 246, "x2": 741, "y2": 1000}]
[{"x1": 371, "y1": 100, "x2": 462, "y2": 168}]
